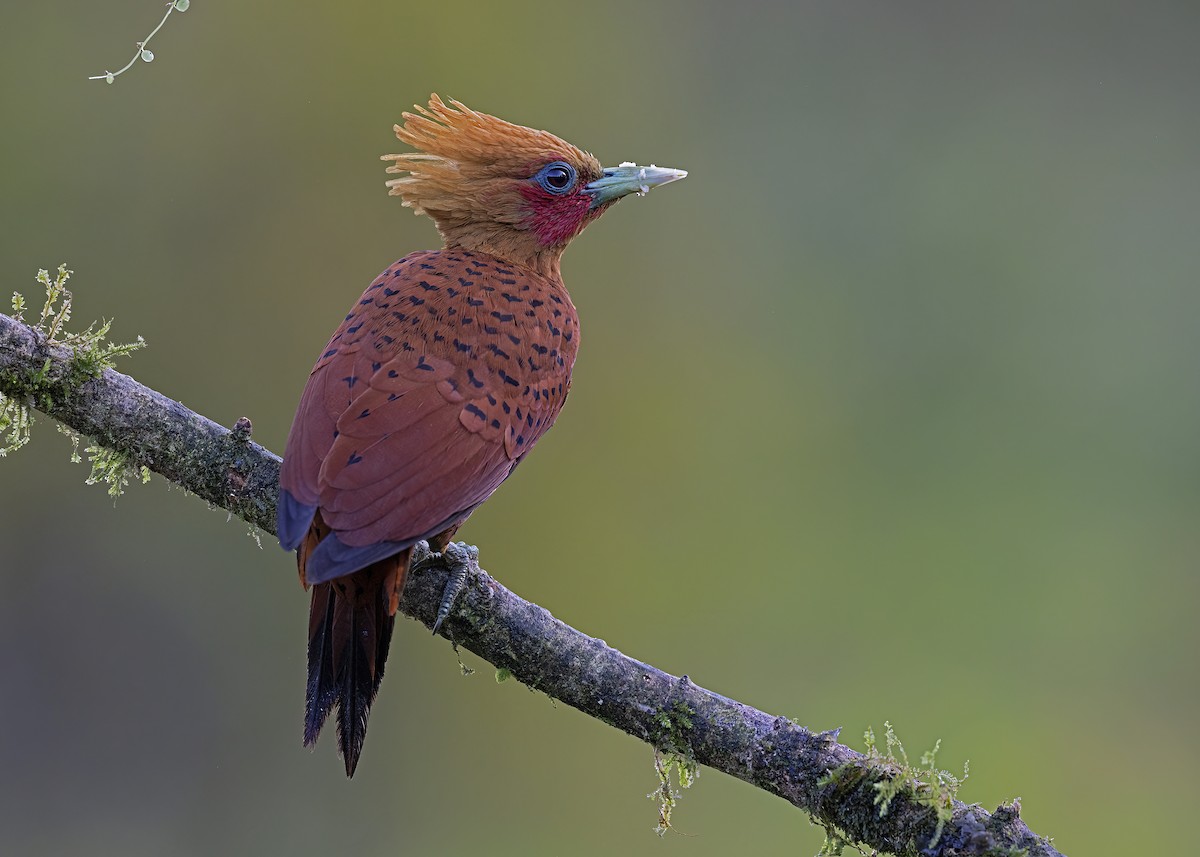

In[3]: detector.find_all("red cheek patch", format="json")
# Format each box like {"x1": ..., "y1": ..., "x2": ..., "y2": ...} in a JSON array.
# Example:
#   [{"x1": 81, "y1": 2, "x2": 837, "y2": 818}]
[{"x1": 519, "y1": 185, "x2": 594, "y2": 247}]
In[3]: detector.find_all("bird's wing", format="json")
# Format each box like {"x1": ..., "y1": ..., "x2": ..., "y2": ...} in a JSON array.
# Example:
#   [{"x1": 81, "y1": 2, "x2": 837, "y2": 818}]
[{"x1": 279, "y1": 249, "x2": 578, "y2": 582}]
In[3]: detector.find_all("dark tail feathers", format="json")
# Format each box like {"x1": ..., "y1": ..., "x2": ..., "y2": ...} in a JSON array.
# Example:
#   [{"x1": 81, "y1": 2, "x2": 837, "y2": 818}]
[{"x1": 303, "y1": 559, "x2": 401, "y2": 777}]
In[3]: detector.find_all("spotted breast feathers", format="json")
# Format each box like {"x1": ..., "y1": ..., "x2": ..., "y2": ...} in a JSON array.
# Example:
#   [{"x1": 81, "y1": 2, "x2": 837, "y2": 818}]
[{"x1": 279, "y1": 248, "x2": 579, "y2": 581}]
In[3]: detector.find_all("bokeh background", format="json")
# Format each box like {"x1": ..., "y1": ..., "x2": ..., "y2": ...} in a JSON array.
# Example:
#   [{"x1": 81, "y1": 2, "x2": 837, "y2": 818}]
[{"x1": 2, "y1": 2, "x2": 1197, "y2": 854}]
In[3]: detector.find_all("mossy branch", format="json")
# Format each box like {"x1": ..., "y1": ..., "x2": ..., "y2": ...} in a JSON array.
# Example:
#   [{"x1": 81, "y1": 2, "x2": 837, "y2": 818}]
[{"x1": 0, "y1": 307, "x2": 1065, "y2": 857}]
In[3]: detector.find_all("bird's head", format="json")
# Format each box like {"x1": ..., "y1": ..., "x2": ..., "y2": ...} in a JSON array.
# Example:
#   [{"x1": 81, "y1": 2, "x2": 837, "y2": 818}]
[{"x1": 383, "y1": 95, "x2": 686, "y2": 276}]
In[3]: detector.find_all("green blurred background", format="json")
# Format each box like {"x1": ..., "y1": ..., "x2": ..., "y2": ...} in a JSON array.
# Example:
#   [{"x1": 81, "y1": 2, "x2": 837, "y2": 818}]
[{"x1": 2, "y1": 2, "x2": 1197, "y2": 854}]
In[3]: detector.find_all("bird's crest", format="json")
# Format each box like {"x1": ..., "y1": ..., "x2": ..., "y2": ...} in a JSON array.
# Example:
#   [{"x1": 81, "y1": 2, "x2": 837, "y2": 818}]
[
  {"x1": 386, "y1": 95, "x2": 595, "y2": 177},
  {"x1": 382, "y1": 95, "x2": 604, "y2": 271}
]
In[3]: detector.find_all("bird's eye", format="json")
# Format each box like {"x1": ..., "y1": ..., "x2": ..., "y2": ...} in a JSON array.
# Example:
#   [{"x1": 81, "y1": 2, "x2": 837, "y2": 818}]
[{"x1": 535, "y1": 161, "x2": 577, "y2": 195}]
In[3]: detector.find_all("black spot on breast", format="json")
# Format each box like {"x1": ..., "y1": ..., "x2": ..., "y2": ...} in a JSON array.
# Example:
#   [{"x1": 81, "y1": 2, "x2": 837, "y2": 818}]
[
  {"x1": 347, "y1": 451, "x2": 363, "y2": 465},
  {"x1": 416, "y1": 356, "x2": 434, "y2": 371},
  {"x1": 446, "y1": 287, "x2": 459, "y2": 297},
  {"x1": 388, "y1": 392, "x2": 400, "y2": 401},
  {"x1": 467, "y1": 297, "x2": 484, "y2": 307},
  {"x1": 388, "y1": 369, "x2": 399, "y2": 378},
  {"x1": 344, "y1": 313, "x2": 354, "y2": 321},
  {"x1": 343, "y1": 375, "x2": 358, "y2": 388},
  {"x1": 323, "y1": 349, "x2": 337, "y2": 359},
  {"x1": 467, "y1": 369, "x2": 485, "y2": 389},
  {"x1": 384, "y1": 287, "x2": 399, "y2": 297},
  {"x1": 347, "y1": 322, "x2": 363, "y2": 334},
  {"x1": 419, "y1": 281, "x2": 439, "y2": 291},
  {"x1": 498, "y1": 370, "x2": 519, "y2": 388},
  {"x1": 359, "y1": 297, "x2": 373, "y2": 305},
  {"x1": 372, "y1": 361, "x2": 382, "y2": 372},
  {"x1": 490, "y1": 419, "x2": 501, "y2": 429},
  {"x1": 392, "y1": 312, "x2": 407, "y2": 322},
  {"x1": 464, "y1": 403, "x2": 486, "y2": 421},
  {"x1": 487, "y1": 344, "x2": 510, "y2": 360},
  {"x1": 501, "y1": 293, "x2": 522, "y2": 303},
  {"x1": 466, "y1": 268, "x2": 483, "y2": 276},
  {"x1": 491, "y1": 311, "x2": 515, "y2": 323},
  {"x1": 458, "y1": 277, "x2": 473, "y2": 287},
  {"x1": 507, "y1": 333, "x2": 521, "y2": 345},
  {"x1": 530, "y1": 299, "x2": 544, "y2": 308},
  {"x1": 500, "y1": 278, "x2": 517, "y2": 286},
  {"x1": 357, "y1": 408, "x2": 370, "y2": 419},
  {"x1": 408, "y1": 296, "x2": 425, "y2": 306},
  {"x1": 454, "y1": 339, "x2": 471, "y2": 353}
]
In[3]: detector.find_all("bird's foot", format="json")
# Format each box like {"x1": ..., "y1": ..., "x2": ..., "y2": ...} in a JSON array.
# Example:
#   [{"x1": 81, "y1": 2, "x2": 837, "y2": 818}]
[{"x1": 412, "y1": 541, "x2": 478, "y2": 635}]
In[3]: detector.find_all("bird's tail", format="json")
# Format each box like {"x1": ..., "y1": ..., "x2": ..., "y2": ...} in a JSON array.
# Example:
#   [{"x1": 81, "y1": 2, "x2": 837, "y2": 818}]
[{"x1": 302, "y1": 549, "x2": 411, "y2": 777}]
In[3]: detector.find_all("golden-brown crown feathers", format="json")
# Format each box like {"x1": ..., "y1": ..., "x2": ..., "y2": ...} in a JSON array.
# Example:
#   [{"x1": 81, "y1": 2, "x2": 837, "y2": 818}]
[
  {"x1": 386, "y1": 95, "x2": 598, "y2": 177},
  {"x1": 381, "y1": 95, "x2": 605, "y2": 272}
]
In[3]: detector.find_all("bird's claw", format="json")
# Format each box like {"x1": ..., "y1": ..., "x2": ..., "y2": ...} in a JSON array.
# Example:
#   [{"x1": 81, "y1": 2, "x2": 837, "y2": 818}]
[{"x1": 413, "y1": 541, "x2": 477, "y2": 635}]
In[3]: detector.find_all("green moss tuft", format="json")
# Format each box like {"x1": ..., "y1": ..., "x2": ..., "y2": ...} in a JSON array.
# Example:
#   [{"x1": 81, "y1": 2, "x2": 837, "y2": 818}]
[
  {"x1": 1, "y1": 265, "x2": 146, "y2": 489},
  {"x1": 649, "y1": 749, "x2": 699, "y2": 837},
  {"x1": 817, "y1": 722, "x2": 970, "y2": 856},
  {"x1": 83, "y1": 444, "x2": 152, "y2": 498},
  {"x1": 645, "y1": 698, "x2": 700, "y2": 835}
]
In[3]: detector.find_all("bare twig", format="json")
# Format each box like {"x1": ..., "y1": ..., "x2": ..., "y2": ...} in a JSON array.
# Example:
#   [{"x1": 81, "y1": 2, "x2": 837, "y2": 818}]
[
  {"x1": 0, "y1": 309, "x2": 1065, "y2": 857},
  {"x1": 88, "y1": 0, "x2": 191, "y2": 84}
]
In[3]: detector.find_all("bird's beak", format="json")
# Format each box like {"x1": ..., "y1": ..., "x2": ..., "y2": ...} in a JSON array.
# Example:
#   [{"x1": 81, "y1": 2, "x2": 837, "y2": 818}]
[{"x1": 584, "y1": 162, "x2": 688, "y2": 208}]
